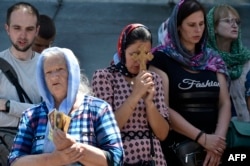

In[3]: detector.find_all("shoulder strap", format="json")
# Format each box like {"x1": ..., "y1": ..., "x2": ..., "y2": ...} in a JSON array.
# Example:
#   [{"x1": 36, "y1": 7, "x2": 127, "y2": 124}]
[{"x1": 0, "y1": 58, "x2": 33, "y2": 104}]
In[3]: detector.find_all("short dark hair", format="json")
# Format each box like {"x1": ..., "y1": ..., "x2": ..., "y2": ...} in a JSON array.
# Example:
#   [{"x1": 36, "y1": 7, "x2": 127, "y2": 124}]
[
  {"x1": 39, "y1": 14, "x2": 56, "y2": 39},
  {"x1": 6, "y1": 2, "x2": 40, "y2": 26}
]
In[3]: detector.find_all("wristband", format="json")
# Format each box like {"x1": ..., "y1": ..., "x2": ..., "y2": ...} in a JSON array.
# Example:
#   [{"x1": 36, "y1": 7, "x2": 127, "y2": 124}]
[
  {"x1": 5, "y1": 100, "x2": 10, "y2": 113},
  {"x1": 195, "y1": 131, "x2": 204, "y2": 142}
]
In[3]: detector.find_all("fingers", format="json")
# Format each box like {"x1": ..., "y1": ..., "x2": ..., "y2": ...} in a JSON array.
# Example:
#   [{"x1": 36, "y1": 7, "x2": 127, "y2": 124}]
[
  {"x1": 140, "y1": 79, "x2": 146, "y2": 84},
  {"x1": 53, "y1": 128, "x2": 66, "y2": 138},
  {"x1": 140, "y1": 79, "x2": 154, "y2": 86},
  {"x1": 64, "y1": 143, "x2": 84, "y2": 161},
  {"x1": 56, "y1": 145, "x2": 83, "y2": 165},
  {"x1": 132, "y1": 71, "x2": 155, "y2": 99},
  {"x1": 203, "y1": 152, "x2": 210, "y2": 166},
  {"x1": 138, "y1": 70, "x2": 152, "y2": 79},
  {"x1": 214, "y1": 147, "x2": 224, "y2": 156},
  {"x1": 53, "y1": 130, "x2": 76, "y2": 150},
  {"x1": 135, "y1": 72, "x2": 154, "y2": 88},
  {"x1": 206, "y1": 134, "x2": 226, "y2": 153},
  {"x1": 203, "y1": 151, "x2": 222, "y2": 166},
  {"x1": 140, "y1": 73, "x2": 154, "y2": 86},
  {"x1": 214, "y1": 137, "x2": 226, "y2": 155},
  {"x1": 218, "y1": 135, "x2": 226, "y2": 141}
]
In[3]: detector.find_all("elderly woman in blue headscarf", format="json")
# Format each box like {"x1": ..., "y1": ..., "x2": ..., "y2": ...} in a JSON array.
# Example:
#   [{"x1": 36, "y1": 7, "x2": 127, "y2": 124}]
[{"x1": 8, "y1": 47, "x2": 124, "y2": 166}]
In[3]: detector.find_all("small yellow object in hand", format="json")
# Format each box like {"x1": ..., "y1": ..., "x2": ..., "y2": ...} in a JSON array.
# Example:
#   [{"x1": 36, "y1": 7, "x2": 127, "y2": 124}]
[{"x1": 131, "y1": 46, "x2": 153, "y2": 71}]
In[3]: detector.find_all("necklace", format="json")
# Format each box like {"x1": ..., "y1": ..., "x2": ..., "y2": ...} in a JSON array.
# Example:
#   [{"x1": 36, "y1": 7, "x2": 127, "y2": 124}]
[{"x1": 125, "y1": 77, "x2": 134, "y2": 86}]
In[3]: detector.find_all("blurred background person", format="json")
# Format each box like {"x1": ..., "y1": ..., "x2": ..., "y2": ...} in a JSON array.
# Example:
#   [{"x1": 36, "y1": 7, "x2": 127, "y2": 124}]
[{"x1": 32, "y1": 14, "x2": 56, "y2": 53}]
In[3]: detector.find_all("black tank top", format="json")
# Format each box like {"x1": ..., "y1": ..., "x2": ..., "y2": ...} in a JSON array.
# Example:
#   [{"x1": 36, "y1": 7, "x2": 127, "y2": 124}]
[{"x1": 150, "y1": 51, "x2": 219, "y2": 143}]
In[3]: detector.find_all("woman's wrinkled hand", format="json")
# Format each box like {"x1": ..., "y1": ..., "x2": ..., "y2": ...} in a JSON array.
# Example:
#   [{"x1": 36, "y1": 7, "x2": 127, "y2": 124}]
[
  {"x1": 52, "y1": 142, "x2": 84, "y2": 165},
  {"x1": 53, "y1": 129, "x2": 76, "y2": 150}
]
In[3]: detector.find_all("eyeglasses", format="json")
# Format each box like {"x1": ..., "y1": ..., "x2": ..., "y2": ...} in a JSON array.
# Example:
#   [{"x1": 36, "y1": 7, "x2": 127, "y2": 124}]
[{"x1": 219, "y1": 18, "x2": 241, "y2": 26}]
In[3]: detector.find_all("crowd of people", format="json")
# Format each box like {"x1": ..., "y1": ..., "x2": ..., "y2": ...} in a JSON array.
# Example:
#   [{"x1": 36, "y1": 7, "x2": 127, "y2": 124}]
[{"x1": 0, "y1": 0, "x2": 249, "y2": 166}]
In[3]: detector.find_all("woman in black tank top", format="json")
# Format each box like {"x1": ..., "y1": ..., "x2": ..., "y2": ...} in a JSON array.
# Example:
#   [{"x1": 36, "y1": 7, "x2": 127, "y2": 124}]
[{"x1": 149, "y1": 0, "x2": 231, "y2": 166}]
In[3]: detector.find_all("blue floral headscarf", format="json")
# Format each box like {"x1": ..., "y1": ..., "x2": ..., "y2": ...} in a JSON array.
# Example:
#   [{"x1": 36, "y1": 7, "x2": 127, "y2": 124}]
[{"x1": 36, "y1": 47, "x2": 80, "y2": 152}]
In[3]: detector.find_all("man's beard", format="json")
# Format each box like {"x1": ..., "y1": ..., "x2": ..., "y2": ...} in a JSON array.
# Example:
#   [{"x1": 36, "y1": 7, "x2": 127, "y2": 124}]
[{"x1": 12, "y1": 42, "x2": 32, "y2": 52}]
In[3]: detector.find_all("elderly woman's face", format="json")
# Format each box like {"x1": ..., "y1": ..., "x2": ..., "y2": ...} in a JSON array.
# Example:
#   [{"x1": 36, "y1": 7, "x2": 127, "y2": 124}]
[
  {"x1": 215, "y1": 11, "x2": 239, "y2": 40},
  {"x1": 43, "y1": 54, "x2": 68, "y2": 103}
]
